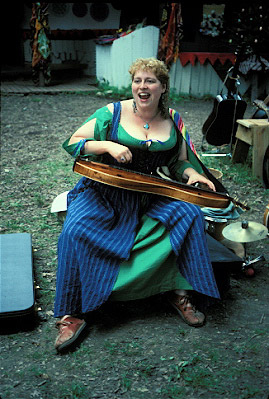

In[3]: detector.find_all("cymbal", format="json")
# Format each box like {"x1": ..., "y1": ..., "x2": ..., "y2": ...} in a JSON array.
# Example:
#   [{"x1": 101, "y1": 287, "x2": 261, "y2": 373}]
[{"x1": 222, "y1": 220, "x2": 268, "y2": 243}]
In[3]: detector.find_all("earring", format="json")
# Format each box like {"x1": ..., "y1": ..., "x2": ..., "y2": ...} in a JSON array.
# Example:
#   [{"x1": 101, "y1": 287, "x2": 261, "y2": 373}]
[{"x1": 132, "y1": 100, "x2": 137, "y2": 113}]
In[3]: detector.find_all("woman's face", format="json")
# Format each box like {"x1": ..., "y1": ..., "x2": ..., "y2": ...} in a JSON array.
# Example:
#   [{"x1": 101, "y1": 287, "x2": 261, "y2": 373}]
[{"x1": 132, "y1": 70, "x2": 166, "y2": 111}]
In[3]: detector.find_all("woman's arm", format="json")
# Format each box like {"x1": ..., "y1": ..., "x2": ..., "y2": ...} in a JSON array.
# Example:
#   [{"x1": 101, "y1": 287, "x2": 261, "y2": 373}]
[
  {"x1": 179, "y1": 141, "x2": 216, "y2": 191},
  {"x1": 68, "y1": 113, "x2": 132, "y2": 163}
]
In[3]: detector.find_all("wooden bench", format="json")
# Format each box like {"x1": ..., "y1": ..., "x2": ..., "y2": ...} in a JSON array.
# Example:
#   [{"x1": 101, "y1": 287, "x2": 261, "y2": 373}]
[{"x1": 232, "y1": 119, "x2": 269, "y2": 182}]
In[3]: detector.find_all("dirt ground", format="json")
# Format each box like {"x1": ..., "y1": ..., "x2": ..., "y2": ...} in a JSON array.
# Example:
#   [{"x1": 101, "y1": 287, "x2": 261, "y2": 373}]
[{"x1": 0, "y1": 92, "x2": 268, "y2": 399}]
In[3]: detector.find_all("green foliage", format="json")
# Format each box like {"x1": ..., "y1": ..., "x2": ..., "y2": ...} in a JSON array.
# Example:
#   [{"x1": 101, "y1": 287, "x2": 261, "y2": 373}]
[
  {"x1": 202, "y1": 152, "x2": 265, "y2": 188},
  {"x1": 96, "y1": 80, "x2": 133, "y2": 99}
]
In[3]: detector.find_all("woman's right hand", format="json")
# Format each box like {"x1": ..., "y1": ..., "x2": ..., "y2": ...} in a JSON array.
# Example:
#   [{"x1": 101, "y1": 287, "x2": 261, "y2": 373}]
[{"x1": 105, "y1": 142, "x2": 132, "y2": 163}]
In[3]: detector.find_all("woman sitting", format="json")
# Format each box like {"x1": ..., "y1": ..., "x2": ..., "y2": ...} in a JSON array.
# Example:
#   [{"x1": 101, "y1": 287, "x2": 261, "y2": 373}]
[{"x1": 54, "y1": 58, "x2": 220, "y2": 353}]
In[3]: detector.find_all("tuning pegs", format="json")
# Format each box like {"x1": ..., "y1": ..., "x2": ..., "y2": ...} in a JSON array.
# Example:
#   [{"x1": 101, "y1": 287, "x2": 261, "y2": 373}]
[
  {"x1": 233, "y1": 196, "x2": 250, "y2": 211},
  {"x1": 242, "y1": 201, "x2": 250, "y2": 211}
]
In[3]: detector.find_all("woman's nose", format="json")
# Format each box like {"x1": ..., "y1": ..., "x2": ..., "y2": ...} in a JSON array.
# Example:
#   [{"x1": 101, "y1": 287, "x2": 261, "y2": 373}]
[{"x1": 140, "y1": 80, "x2": 148, "y2": 88}]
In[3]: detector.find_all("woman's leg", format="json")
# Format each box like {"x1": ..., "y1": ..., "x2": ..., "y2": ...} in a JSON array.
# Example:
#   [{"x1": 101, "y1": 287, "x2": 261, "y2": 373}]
[
  {"x1": 54, "y1": 184, "x2": 140, "y2": 351},
  {"x1": 147, "y1": 198, "x2": 220, "y2": 326},
  {"x1": 147, "y1": 198, "x2": 220, "y2": 300}
]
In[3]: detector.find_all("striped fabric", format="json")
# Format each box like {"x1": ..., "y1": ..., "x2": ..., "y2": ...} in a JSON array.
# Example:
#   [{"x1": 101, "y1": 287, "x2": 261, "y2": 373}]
[
  {"x1": 55, "y1": 181, "x2": 141, "y2": 317},
  {"x1": 169, "y1": 108, "x2": 198, "y2": 156},
  {"x1": 147, "y1": 198, "x2": 219, "y2": 297},
  {"x1": 55, "y1": 180, "x2": 220, "y2": 317}
]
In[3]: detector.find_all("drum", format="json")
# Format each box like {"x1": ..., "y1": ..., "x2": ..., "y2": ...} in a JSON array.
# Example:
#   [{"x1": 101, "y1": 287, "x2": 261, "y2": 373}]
[
  {"x1": 205, "y1": 217, "x2": 228, "y2": 241},
  {"x1": 264, "y1": 202, "x2": 269, "y2": 229}
]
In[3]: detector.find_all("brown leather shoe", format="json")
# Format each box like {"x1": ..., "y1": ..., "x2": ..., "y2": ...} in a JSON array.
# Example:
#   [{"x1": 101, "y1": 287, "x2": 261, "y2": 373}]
[
  {"x1": 168, "y1": 293, "x2": 205, "y2": 327},
  {"x1": 55, "y1": 315, "x2": 87, "y2": 352}
]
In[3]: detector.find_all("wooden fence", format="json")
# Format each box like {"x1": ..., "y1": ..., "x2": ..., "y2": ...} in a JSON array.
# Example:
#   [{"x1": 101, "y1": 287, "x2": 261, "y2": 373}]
[{"x1": 96, "y1": 26, "x2": 228, "y2": 97}]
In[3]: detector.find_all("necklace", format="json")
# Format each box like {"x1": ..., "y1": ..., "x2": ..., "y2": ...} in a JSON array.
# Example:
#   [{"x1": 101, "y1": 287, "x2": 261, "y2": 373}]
[
  {"x1": 133, "y1": 100, "x2": 159, "y2": 129},
  {"x1": 137, "y1": 110, "x2": 160, "y2": 130}
]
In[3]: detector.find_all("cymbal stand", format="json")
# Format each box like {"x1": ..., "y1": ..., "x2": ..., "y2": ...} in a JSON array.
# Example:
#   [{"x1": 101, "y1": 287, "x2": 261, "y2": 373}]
[{"x1": 241, "y1": 242, "x2": 265, "y2": 272}]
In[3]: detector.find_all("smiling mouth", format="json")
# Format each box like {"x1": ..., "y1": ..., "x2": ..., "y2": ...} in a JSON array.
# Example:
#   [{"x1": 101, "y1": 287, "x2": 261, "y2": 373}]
[{"x1": 138, "y1": 93, "x2": 150, "y2": 99}]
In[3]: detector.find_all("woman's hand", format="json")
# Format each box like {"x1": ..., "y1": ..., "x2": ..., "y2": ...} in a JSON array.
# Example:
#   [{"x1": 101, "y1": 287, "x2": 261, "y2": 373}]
[
  {"x1": 105, "y1": 142, "x2": 132, "y2": 163},
  {"x1": 183, "y1": 168, "x2": 216, "y2": 191},
  {"x1": 186, "y1": 174, "x2": 216, "y2": 191}
]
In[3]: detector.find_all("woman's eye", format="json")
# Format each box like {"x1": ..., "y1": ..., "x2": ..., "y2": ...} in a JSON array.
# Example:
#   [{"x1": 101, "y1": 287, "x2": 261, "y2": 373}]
[{"x1": 133, "y1": 79, "x2": 156, "y2": 84}]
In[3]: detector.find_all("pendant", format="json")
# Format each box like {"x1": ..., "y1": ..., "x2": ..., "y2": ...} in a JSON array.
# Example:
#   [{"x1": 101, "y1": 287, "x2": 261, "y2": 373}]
[{"x1": 143, "y1": 123, "x2": 150, "y2": 130}]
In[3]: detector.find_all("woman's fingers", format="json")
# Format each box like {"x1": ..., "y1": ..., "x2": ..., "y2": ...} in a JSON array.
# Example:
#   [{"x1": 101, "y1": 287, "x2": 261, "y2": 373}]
[
  {"x1": 206, "y1": 180, "x2": 216, "y2": 191},
  {"x1": 119, "y1": 149, "x2": 132, "y2": 163},
  {"x1": 106, "y1": 142, "x2": 132, "y2": 163},
  {"x1": 187, "y1": 175, "x2": 216, "y2": 192}
]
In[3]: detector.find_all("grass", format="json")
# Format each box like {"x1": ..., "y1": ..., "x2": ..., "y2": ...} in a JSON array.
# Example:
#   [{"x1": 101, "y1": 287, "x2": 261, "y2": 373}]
[
  {"x1": 160, "y1": 349, "x2": 265, "y2": 399},
  {"x1": 201, "y1": 151, "x2": 268, "y2": 209}
]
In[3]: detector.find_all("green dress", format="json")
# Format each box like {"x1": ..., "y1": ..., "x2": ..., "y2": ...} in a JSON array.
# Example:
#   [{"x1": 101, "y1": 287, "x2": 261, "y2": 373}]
[{"x1": 63, "y1": 106, "x2": 202, "y2": 301}]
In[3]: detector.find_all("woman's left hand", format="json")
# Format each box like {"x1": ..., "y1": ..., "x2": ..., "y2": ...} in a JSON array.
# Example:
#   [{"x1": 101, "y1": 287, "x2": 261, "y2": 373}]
[{"x1": 186, "y1": 173, "x2": 216, "y2": 192}]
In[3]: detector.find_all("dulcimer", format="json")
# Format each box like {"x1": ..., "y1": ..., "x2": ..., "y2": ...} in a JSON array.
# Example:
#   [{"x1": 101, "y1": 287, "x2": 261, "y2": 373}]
[{"x1": 74, "y1": 159, "x2": 249, "y2": 211}]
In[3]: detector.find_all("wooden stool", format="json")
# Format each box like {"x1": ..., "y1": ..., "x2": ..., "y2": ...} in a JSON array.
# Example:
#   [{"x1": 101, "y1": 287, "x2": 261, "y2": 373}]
[{"x1": 232, "y1": 119, "x2": 269, "y2": 182}]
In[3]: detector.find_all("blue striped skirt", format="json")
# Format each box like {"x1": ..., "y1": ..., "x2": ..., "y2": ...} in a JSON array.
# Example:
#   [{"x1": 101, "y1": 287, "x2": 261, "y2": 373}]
[{"x1": 54, "y1": 177, "x2": 220, "y2": 317}]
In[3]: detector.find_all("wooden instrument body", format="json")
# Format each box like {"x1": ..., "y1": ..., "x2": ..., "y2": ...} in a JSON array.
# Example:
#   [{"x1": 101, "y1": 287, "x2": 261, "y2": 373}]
[
  {"x1": 74, "y1": 160, "x2": 248, "y2": 211},
  {"x1": 202, "y1": 96, "x2": 247, "y2": 146}
]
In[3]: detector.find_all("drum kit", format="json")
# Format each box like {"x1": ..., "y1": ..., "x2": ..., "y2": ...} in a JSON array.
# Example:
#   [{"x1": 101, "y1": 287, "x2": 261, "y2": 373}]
[{"x1": 221, "y1": 207, "x2": 268, "y2": 275}]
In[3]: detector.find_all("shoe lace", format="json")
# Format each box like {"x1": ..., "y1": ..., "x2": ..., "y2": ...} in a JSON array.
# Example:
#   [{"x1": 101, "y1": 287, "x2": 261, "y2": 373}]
[
  {"x1": 56, "y1": 319, "x2": 73, "y2": 331},
  {"x1": 177, "y1": 295, "x2": 197, "y2": 312}
]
